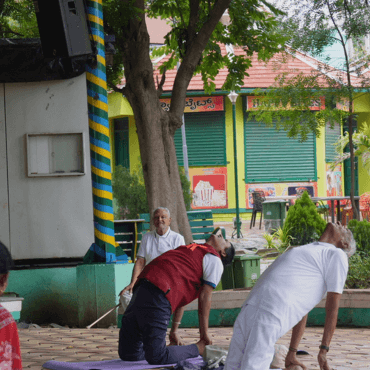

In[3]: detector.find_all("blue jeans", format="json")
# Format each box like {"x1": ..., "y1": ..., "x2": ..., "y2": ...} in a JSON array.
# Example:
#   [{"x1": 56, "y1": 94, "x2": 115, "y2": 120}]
[{"x1": 118, "y1": 280, "x2": 199, "y2": 365}]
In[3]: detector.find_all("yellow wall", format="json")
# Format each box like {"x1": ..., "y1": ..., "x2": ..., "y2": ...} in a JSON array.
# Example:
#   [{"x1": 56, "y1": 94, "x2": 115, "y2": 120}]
[
  {"x1": 357, "y1": 110, "x2": 370, "y2": 194},
  {"x1": 107, "y1": 92, "x2": 136, "y2": 173},
  {"x1": 224, "y1": 97, "x2": 246, "y2": 214},
  {"x1": 354, "y1": 93, "x2": 370, "y2": 113},
  {"x1": 108, "y1": 92, "x2": 133, "y2": 117}
]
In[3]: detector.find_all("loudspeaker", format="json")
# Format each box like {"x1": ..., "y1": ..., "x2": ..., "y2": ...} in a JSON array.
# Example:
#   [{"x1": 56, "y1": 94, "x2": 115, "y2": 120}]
[{"x1": 33, "y1": 0, "x2": 92, "y2": 58}]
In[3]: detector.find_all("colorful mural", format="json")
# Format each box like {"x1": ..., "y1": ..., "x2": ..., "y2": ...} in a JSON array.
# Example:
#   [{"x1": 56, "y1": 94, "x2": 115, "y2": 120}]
[
  {"x1": 245, "y1": 182, "x2": 318, "y2": 209},
  {"x1": 189, "y1": 167, "x2": 228, "y2": 209},
  {"x1": 326, "y1": 164, "x2": 342, "y2": 197}
]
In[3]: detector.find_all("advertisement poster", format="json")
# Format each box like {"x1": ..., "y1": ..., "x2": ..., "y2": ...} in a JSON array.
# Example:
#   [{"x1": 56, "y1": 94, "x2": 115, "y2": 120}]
[
  {"x1": 160, "y1": 96, "x2": 224, "y2": 113},
  {"x1": 245, "y1": 182, "x2": 318, "y2": 209},
  {"x1": 190, "y1": 167, "x2": 227, "y2": 209},
  {"x1": 326, "y1": 164, "x2": 342, "y2": 197}
]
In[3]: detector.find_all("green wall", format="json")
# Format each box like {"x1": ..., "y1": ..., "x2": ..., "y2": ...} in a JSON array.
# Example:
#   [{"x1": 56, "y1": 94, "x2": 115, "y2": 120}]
[
  {"x1": 179, "y1": 307, "x2": 370, "y2": 328},
  {"x1": 6, "y1": 263, "x2": 134, "y2": 327},
  {"x1": 7, "y1": 267, "x2": 78, "y2": 326}
]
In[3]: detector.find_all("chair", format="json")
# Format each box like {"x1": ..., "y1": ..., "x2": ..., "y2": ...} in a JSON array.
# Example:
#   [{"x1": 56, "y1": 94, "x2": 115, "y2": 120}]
[{"x1": 250, "y1": 191, "x2": 265, "y2": 229}]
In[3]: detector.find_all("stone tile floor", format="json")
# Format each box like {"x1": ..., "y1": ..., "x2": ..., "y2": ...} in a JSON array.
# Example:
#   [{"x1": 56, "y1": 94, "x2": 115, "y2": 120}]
[{"x1": 20, "y1": 326, "x2": 370, "y2": 369}]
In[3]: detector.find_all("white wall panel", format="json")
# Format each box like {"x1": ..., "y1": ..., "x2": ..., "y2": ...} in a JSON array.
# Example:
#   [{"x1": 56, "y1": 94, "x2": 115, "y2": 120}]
[
  {"x1": 0, "y1": 84, "x2": 10, "y2": 248},
  {"x1": 5, "y1": 75, "x2": 95, "y2": 259}
]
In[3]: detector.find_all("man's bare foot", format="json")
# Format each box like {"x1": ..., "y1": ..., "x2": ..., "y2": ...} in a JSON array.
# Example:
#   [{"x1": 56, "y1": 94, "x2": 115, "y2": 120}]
[{"x1": 196, "y1": 339, "x2": 207, "y2": 355}]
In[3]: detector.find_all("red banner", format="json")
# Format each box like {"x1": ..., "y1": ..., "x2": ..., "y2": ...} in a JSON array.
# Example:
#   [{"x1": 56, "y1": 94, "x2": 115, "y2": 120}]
[{"x1": 160, "y1": 96, "x2": 224, "y2": 113}]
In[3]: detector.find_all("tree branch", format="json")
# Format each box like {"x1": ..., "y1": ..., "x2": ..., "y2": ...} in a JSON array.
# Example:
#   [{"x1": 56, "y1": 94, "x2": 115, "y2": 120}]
[
  {"x1": 156, "y1": 67, "x2": 167, "y2": 98},
  {"x1": 174, "y1": 0, "x2": 185, "y2": 24},
  {"x1": 187, "y1": 0, "x2": 200, "y2": 43},
  {"x1": 107, "y1": 80, "x2": 126, "y2": 95},
  {"x1": 169, "y1": 0, "x2": 232, "y2": 117}
]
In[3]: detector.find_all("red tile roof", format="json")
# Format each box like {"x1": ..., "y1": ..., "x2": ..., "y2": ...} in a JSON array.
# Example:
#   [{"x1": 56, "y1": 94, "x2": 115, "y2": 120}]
[{"x1": 118, "y1": 44, "x2": 367, "y2": 92}]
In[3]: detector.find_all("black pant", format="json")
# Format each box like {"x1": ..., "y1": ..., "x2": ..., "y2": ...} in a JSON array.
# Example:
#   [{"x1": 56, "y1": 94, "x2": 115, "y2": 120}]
[{"x1": 118, "y1": 280, "x2": 199, "y2": 365}]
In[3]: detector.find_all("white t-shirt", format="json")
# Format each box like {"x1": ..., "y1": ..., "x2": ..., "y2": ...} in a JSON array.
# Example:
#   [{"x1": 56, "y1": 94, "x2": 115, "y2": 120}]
[
  {"x1": 202, "y1": 253, "x2": 224, "y2": 288},
  {"x1": 137, "y1": 228, "x2": 185, "y2": 265},
  {"x1": 245, "y1": 242, "x2": 348, "y2": 332}
]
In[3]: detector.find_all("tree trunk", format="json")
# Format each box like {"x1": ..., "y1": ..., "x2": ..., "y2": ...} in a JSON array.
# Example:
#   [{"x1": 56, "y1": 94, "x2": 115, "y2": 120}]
[
  {"x1": 348, "y1": 112, "x2": 359, "y2": 220},
  {"x1": 119, "y1": 1, "x2": 192, "y2": 242},
  {"x1": 129, "y1": 96, "x2": 193, "y2": 243},
  {"x1": 111, "y1": 0, "x2": 232, "y2": 242}
]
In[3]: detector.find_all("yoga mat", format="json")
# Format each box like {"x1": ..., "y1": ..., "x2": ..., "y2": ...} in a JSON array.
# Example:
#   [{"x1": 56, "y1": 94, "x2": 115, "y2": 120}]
[{"x1": 42, "y1": 356, "x2": 205, "y2": 370}]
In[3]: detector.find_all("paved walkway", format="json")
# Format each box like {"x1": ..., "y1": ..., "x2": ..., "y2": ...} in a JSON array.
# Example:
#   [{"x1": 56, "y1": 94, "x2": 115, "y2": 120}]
[
  {"x1": 19, "y1": 223, "x2": 370, "y2": 369},
  {"x1": 20, "y1": 326, "x2": 370, "y2": 369}
]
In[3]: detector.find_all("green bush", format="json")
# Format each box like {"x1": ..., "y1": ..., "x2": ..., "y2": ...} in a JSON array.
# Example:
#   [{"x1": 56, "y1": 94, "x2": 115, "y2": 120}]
[
  {"x1": 283, "y1": 191, "x2": 327, "y2": 245},
  {"x1": 112, "y1": 166, "x2": 149, "y2": 219},
  {"x1": 346, "y1": 253, "x2": 370, "y2": 289},
  {"x1": 348, "y1": 219, "x2": 370, "y2": 255},
  {"x1": 112, "y1": 165, "x2": 192, "y2": 219},
  {"x1": 179, "y1": 167, "x2": 192, "y2": 211}
]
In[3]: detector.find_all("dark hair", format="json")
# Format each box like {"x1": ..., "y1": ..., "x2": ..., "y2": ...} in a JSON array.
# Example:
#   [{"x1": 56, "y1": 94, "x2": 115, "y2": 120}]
[
  {"x1": 221, "y1": 243, "x2": 235, "y2": 267},
  {"x1": 0, "y1": 241, "x2": 13, "y2": 274}
]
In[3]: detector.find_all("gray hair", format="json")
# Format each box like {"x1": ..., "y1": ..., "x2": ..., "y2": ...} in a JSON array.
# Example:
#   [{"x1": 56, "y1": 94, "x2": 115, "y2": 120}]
[
  {"x1": 344, "y1": 230, "x2": 357, "y2": 258},
  {"x1": 152, "y1": 207, "x2": 170, "y2": 218}
]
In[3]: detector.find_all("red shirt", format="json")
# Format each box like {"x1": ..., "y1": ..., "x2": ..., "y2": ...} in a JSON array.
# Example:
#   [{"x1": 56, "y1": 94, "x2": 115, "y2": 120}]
[
  {"x1": 138, "y1": 243, "x2": 220, "y2": 312},
  {"x1": 0, "y1": 304, "x2": 22, "y2": 369}
]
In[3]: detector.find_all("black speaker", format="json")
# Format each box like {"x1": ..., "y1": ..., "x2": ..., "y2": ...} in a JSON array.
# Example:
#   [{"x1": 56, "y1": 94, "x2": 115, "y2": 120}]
[{"x1": 33, "y1": 0, "x2": 92, "y2": 58}]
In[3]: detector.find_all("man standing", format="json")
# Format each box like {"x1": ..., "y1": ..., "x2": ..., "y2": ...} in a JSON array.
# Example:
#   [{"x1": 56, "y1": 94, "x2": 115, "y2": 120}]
[
  {"x1": 118, "y1": 233, "x2": 235, "y2": 365},
  {"x1": 225, "y1": 222, "x2": 356, "y2": 370},
  {"x1": 120, "y1": 207, "x2": 185, "y2": 295}
]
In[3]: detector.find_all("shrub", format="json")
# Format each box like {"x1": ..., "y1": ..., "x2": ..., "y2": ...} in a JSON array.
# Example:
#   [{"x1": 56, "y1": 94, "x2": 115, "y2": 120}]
[
  {"x1": 346, "y1": 253, "x2": 370, "y2": 289},
  {"x1": 112, "y1": 165, "x2": 192, "y2": 219},
  {"x1": 179, "y1": 167, "x2": 192, "y2": 211},
  {"x1": 348, "y1": 219, "x2": 370, "y2": 255},
  {"x1": 112, "y1": 166, "x2": 149, "y2": 219},
  {"x1": 283, "y1": 191, "x2": 327, "y2": 245}
]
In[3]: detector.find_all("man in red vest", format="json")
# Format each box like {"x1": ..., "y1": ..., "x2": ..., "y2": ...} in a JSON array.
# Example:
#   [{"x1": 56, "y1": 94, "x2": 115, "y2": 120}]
[{"x1": 118, "y1": 232, "x2": 235, "y2": 365}]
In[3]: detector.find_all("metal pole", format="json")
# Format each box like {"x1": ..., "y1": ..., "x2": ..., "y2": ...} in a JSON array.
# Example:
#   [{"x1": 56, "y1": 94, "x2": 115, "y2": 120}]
[
  {"x1": 232, "y1": 102, "x2": 241, "y2": 238},
  {"x1": 86, "y1": 0, "x2": 116, "y2": 262},
  {"x1": 181, "y1": 115, "x2": 190, "y2": 181},
  {"x1": 177, "y1": 62, "x2": 190, "y2": 181}
]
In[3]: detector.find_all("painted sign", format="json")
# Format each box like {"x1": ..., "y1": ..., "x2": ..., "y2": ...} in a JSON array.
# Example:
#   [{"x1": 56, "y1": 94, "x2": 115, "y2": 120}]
[
  {"x1": 326, "y1": 164, "x2": 342, "y2": 197},
  {"x1": 246, "y1": 96, "x2": 325, "y2": 111},
  {"x1": 246, "y1": 182, "x2": 318, "y2": 209},
  {"x1": 160, "y1": 96, "x2": 224, "y2": 113},
  {"x1": 336, "y1": 98, "x2": 353, "y2": 112},
  {"x1": 190, "y1": 167, "x2": 227, "y2": 209}
]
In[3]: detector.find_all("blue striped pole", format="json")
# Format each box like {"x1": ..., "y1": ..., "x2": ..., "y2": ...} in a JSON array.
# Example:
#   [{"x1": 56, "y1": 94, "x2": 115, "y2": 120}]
[{"x1": 85, "y1": 0, "x2": 119, "y2": 263}]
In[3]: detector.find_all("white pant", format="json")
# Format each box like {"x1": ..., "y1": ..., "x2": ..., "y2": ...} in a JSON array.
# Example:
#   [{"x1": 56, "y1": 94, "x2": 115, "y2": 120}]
[{"x1": 225, "y1": 304, "x2": 284, "y2": 370}]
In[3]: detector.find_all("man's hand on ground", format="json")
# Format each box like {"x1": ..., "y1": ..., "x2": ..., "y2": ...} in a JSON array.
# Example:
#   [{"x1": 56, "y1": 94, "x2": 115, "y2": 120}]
[
  {"x1": 119, "y1": 283, "x2": 134, "y2": 296},
  {"x1": 169, "y1": 331, "x2": 184, "y2": 346},
  {"x1": 285, "y1": 352, "x2": 307, "y2": 370},
  {"x1": 318, "y1": 350, "x2": 331, "y2": 370}
]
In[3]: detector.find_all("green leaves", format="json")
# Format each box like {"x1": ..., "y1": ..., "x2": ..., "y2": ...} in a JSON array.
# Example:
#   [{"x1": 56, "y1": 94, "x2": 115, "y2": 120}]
[
  {"x1": 103, "y1": 0, "x2": 289, "y2": 93},
  {"x1": 283, "y1": 191, "x2": 327, "y2": 246},
  {"x1": 331, "y1": 122, "x2": 370, "y2": 174},
  {"x1": 0, "y1": 0, "x2": 39, "y2": 38}
]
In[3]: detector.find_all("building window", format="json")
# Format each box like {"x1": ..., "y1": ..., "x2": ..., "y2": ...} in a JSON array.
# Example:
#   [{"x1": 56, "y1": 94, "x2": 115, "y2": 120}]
[{"x1": 26, "y1": 133, "x2": 85, "y2": 177}]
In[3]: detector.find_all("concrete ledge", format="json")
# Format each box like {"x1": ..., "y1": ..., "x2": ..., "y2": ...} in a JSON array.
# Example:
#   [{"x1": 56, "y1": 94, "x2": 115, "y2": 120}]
[{"x1": 181, "y1": 289, "x2": 370, "y2": 328}]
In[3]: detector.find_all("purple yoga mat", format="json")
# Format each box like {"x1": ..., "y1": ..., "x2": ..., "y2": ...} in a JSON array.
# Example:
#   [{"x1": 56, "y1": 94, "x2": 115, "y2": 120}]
[{"x1": 42, "y1": 356, "x2": 205, "y2": 370}]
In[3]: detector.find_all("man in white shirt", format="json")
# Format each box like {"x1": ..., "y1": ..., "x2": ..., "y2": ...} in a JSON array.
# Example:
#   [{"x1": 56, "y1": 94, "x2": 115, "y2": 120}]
[
  {"x1": 120, "y1": 207, "x2": 185, "y2": 295},
  {"x1": 225, "y1": 222, "x2": 356, "y2": 370}
]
